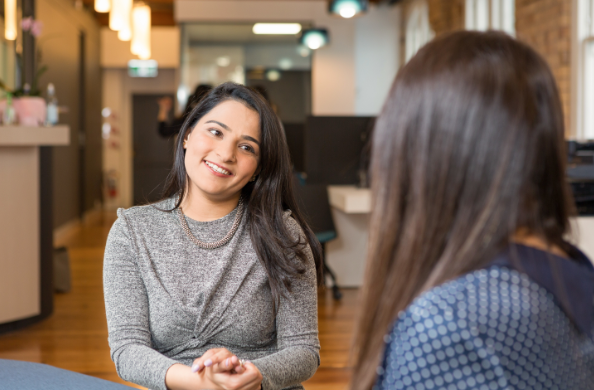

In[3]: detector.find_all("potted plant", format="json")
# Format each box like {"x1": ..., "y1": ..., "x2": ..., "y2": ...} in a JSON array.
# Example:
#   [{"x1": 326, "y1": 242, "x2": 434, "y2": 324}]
[{"x1": 0, "y1": 17, "x2": 48, "y2": 126}]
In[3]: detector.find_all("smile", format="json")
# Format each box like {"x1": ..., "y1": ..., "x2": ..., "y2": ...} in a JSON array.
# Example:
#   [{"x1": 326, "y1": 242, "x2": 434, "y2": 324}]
[{"x1": 204, "y1": 160, "x2": 232, "y2": 176}]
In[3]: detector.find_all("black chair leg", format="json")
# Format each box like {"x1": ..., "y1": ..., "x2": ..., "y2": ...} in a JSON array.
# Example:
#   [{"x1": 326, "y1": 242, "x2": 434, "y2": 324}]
[{"x1": 322, "y1": 243, "x2": 342, "y2": 300}]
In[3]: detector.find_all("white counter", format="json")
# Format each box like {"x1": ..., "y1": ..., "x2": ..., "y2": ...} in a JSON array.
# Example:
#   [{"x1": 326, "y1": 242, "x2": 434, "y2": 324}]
[
  {"x1": 325, "y1": 186, "x2": 371, "y2": 287},
  {"x1": 0, "y1": 126, "x2": 69, "y2": 325},
  {"x1": 326, "y1": 185, "x2": 594, "y2": 287}
]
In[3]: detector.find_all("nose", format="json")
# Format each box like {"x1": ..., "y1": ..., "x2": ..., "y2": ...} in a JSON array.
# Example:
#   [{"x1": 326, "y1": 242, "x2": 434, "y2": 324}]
[{"x1": 216, "y1": 139, "x2": 236, "y2": 163}]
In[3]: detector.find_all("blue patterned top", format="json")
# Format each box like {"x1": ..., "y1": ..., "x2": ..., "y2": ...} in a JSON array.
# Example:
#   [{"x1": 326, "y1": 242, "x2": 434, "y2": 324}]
[{"x1": 375, "y1": 244, "x2": 594, "y2": 390}]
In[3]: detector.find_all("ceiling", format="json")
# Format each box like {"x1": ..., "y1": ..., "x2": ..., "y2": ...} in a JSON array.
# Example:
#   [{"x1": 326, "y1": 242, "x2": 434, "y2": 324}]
[{"x1": 81, "y1": 0, "x2": 386, "y2": 27}]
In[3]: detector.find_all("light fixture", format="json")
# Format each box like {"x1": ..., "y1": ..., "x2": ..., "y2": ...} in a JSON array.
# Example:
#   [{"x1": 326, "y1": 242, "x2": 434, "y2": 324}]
[
  {"x1": 94, "y1": 0, "x2": 110, "y2": 13},
  {"x1": 266, "y1": 70, "x2": 281, "y2": 82},
  {"x1": 131, "y1": 2, "x2": 151, "y2": 60},
  {"x1": 278, "y1": 58, "x2": 292, "y2": 70},
  {"x1": 216, "y1": 56, "x2": 231, "y2": 67},
  {"x1": 298, "y1": 46, "x2": 311, "y2": 57},
  {"x1": 252, "y1": 23, "x2": 302, "y2": 35},
  {"x1": 117, "y1": 0, "x2": 133, "y2": 41},
  {"x1": 4, "y1": 0, "x2": 16, "y2": 40},
  {"x1": 109, "y1": 0, "x2": 132, "y2": 31},
  {"x1": 300, "y1": 29, "x2": 329, "y2": 50},
  {"x1": 329, "y1": 0, "x2": 368, "y2": 18}
]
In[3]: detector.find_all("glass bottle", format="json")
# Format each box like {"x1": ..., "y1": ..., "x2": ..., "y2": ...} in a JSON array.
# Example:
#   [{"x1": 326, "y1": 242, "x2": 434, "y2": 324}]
[
  {"x1": 3, "y1": 92, "x2": 16, "y2": 125},
  {"x1": 46, "y1": 83, "x2": 58, "y2": 126}
]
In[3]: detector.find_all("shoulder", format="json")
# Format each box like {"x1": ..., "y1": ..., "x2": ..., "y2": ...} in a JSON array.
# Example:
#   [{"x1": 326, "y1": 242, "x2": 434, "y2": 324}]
[
  {"x1": 112, "y1": 198, "x2": 176, "y2": 236},
  {"x1": 116, "y1": 198, "x2": 174, "y2": 222},
  {"x1": 378, "y1": 267, "x2": 576, "y2": 389},
  {"x1": 282, "y1": 209, "x2": 302, "y2": 235},
  {"x1": 389, "y1": 266, "x2": 554, "y2": 341}
]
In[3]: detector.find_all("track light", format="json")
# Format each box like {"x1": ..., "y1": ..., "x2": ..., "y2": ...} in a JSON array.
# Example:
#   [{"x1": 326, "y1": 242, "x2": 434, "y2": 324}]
[
  {"x1": 329, "y1": 0, "x2": 368, "y2": 19},
  {"x1": 300, "y1": 29, "x2": 329, "y2": 50}
]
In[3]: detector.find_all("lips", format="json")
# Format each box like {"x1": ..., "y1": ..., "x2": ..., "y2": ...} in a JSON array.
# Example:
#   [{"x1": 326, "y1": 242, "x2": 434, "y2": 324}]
[{"x1": 204, "y1": 160, "x2": 232, "y2": 176}]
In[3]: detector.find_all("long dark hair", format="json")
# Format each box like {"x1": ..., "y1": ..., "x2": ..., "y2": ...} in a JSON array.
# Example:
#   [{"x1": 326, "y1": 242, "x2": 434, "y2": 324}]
[
  {"x1": 351, "y1": 31, "x2": 576, "y2": 389},
  {"x1": 160, "y1": 82, "x2": 323, "y2": 304}
]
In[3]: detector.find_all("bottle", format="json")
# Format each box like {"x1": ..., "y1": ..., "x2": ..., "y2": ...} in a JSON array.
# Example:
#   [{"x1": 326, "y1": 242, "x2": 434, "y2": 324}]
[
  {"x1": 3, "y1": 92, "x2": 16, "y2": 125},
  {"x1": 46, "y1": 83, "x2": 58, "y2": 126}
]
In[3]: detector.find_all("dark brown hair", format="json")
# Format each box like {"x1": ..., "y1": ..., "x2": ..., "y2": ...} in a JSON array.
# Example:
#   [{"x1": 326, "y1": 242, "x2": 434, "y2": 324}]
[
  {"x1": 160, "y1": 82, "x2": 323, "y2": 305},
  {"x1": 351, "y1": 31, "x2": 575, "y2": 389}
]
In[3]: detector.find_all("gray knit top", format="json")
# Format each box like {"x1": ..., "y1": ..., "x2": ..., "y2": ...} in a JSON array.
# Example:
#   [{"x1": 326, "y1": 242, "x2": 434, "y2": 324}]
[{"x1": 103, "y1": 197, "x2": 320, "y2": 390}]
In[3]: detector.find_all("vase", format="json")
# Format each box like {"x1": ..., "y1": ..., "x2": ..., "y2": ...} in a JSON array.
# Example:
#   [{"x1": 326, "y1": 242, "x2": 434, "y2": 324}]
[{"x1": 0, "y1": 97, "x2": 47, "y2": 126}]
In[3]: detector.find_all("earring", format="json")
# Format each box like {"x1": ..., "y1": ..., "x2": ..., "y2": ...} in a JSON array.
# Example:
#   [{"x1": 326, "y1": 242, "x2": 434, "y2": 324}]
[
  {"x1": 250, "y1": 175, "x2": 257, "y2": 182},
  {"x1": 183, "y1": 140, "x2": 187, "y2": 148}
]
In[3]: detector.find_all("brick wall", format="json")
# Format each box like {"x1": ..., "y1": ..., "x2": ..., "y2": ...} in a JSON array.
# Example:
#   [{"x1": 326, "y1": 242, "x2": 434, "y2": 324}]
[
  {"x1": 515, "y1": 0, "x2": 572, "y2": 134},
  {"x1": 423, "y1": 0, "x2": 572, "y2": 133},
  {"x1": 428, "y1": 0, "x2": 465, "y2": 35}
]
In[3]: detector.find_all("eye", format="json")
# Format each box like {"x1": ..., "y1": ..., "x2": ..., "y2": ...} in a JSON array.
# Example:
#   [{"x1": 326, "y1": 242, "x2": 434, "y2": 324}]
[
  {"x1": 240, "y1": 144, "x2": 255, "y2": 153},
  {"x1": 208, "y1": 128, "x2": 223, "y2": 137}
]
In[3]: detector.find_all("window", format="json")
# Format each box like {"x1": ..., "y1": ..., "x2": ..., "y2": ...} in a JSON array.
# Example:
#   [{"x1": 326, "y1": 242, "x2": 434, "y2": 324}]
[
  {"x1": 576, "y1": 0, "x2": 594, "y2": 139},
  {"x1": 465, "y1": 0, "x2": 515, "y2": 35},
  {"x1": 405, "y1": 0, "x2": 434, "y2": 62}
]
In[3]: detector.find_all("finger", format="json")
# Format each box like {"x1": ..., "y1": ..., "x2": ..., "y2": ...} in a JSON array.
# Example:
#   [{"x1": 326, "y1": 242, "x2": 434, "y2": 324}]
[
  {"x1": 191, "y1": 348, "x2": 225, "y2": 373},
  {"x1": 210, "y1": 354, "x2": 240, "y2": 373},
  {"x1": 201, "y1": 349, "x2": 235, "y2": 372}
]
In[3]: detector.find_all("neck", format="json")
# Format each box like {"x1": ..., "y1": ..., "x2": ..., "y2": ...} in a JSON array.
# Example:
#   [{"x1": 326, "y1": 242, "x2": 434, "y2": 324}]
[
  {"x1": 180, "y1": 189, "x2": 241, "y2": 222},
  {"x1": 511, "y1": 230, "x2": 568, "y2": 259}
]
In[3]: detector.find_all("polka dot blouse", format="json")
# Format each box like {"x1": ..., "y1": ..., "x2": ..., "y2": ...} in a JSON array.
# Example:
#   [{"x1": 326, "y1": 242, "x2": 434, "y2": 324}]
[{"x1": 375, "y1": 244, "x2": 594, "y2": 390}]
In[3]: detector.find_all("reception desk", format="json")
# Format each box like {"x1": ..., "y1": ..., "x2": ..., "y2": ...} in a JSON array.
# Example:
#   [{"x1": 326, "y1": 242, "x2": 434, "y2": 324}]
[
  {"x1": 327, "y1": 185, "x2": 594, "y2": 287},
  {"x1": 0, "y1": 126, "x2": 69, "y2": 330}
]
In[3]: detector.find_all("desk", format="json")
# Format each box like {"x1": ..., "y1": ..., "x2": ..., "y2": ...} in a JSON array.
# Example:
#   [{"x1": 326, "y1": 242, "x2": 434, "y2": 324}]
[
  {"x1": 0, "y1": 126, "x2": 69, "y2": 327},
  {"x1": 326, "y1": 185, "x2": 594, "y2": 287}
]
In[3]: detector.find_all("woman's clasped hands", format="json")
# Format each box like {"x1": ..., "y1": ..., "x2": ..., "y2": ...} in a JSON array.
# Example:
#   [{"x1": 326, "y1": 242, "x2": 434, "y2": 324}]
[{"x1": 191, "y1": 348, "x2": 263, "y2": 390}]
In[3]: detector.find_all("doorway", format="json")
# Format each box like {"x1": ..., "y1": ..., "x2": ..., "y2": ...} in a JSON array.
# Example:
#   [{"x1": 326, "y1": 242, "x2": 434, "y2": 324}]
[{"x1": 132, "y1": 93, "x2": 176, "y2": 205}]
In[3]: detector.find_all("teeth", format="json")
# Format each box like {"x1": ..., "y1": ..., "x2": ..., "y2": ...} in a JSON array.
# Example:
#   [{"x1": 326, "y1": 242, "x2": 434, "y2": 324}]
[{"x1": 205, "y1": 161, "x2": 230, "y2": 175}]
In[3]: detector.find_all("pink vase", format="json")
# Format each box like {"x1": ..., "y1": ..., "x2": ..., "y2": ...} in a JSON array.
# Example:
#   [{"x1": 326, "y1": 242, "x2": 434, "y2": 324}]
[{"x1": 0, "y1": 97, "x2": 47, "y2": 126}]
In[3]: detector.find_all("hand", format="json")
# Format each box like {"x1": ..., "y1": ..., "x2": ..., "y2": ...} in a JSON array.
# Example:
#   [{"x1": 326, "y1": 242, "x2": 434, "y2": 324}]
[
  {"x1": 191, "y1": 348, "x2": 242, "y2": 374},
  {"x1": 191, "y1": 348, "x2": 263, "y2": 390},
  {"x1": 157, "y1": 96, "x2": 172, "y2": 121},
  {"x1": 157, "y1": 96, "x2": 173, "y2": 111},
  {"x1": 200, "y1": 361, "x2": 262, "y2": 390}
]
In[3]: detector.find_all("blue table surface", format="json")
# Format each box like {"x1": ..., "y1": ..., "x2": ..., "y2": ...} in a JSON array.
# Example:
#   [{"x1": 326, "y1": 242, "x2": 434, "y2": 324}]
[{"x1": 0, "y1": 359, "x2": 133, "y2": 389}]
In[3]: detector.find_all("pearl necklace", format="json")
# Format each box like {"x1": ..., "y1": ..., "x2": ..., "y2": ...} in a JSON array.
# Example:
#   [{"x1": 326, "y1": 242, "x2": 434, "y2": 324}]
[{"x1": 177, "y1": 198, "x2": 244, "y2": 249}]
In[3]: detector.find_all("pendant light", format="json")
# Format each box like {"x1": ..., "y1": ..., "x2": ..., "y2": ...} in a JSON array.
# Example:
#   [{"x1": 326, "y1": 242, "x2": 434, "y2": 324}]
[
  {"x1": 131, "y1": 2, "x2": 151, "y2": 60},
  {"x1": 4, "y1": 0, "x2": 17, "y2": 40},
  {"x1": 94, "y1": 0, "x2": 111, "y2": 13},
  {"x1": 110, "y1": 0, "x2": 131, "y2": 31},
  {"x1": 117, "y1": 0, "x2": 133, "y2": 41},
  {"x1": 300, "y1": 29, "x2": 329, "y2": 50},
  {"x1": 329, "y1": 0, "x2": 368, "y2": 19}
]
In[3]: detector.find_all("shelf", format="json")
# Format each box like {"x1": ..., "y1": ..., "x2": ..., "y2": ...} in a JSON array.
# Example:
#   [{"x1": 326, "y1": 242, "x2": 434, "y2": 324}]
[{"x1": 0, "y1": 125, "x2": 69, "y2": 146}]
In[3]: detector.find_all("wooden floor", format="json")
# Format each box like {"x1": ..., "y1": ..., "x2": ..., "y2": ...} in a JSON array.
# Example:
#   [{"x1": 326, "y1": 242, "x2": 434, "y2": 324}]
[{"x1": 0, "y1": 212, "x2": 359, "y2": 389}]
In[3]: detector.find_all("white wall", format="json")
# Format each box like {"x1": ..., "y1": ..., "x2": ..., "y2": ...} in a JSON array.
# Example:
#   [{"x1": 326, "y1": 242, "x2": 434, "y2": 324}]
[{"x1": 354, "y1": 4, "x2": 401, "y2": 116}]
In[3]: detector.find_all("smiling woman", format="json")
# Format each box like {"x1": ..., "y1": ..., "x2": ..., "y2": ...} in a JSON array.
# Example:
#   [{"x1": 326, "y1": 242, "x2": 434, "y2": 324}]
[{"x1": 103, "y1": 82, "x2": 323, "y2": 390}]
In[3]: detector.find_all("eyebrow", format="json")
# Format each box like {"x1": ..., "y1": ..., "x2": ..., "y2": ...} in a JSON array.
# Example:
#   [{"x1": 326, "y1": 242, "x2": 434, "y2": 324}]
[{"x1": 205, "y1": 120, "x2": 260, "y2": 146}]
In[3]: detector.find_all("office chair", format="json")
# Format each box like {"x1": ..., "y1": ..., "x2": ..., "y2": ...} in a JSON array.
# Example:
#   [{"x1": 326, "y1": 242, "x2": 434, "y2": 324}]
[{"x1": 292, "y1": 182, "x2": 342, "y2": 300}]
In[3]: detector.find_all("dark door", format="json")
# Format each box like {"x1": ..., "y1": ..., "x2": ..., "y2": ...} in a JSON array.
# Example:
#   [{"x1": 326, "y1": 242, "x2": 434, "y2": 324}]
[{"x1": 132, "y1": 94, "x2": 176, "y2": 205}]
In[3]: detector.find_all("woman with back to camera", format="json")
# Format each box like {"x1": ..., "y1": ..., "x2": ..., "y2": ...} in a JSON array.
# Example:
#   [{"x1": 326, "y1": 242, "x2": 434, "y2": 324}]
[
  {"x1": 351, "y1": 31, "x2": 594, "y2": 390},
  {"x1": 104, "y1": 82, "x2": 322, "y2": 390}
]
